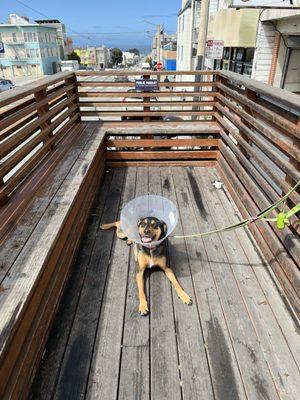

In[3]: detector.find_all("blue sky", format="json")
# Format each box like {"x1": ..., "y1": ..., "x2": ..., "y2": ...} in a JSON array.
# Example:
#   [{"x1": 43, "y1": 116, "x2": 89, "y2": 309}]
[{"x1": 1, "y1": 0, "x2": 181, "y2": 52}]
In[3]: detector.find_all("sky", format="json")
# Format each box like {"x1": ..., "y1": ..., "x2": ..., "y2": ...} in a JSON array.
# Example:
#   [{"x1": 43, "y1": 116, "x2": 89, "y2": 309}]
[{"x1": 1, "y1": 0, "x2": 181, "y2": 53}]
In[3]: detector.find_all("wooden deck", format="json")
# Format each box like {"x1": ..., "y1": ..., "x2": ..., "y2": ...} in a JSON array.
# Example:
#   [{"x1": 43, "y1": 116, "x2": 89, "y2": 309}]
[{"x1": 31, "y1": 166, "x2": 300, "y2": 400}]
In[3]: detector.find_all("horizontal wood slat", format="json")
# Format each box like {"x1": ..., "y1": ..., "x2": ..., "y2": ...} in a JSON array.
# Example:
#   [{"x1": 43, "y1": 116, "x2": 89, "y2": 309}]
[
  {"x1": 81, "y1": 110, "x2": 214, "y2": 117},
  {"x1": 106, "y1": 150, "x2": 218, "y2": 160},
  {"x1": 78, "y1": 81, "x2": 216, "y2": 88},
  {"x1": 79, "y1": 101, "x2": 216, "y2": 108},
  {"x1": 78, "y1": 91, "x2": 215, "y2": 98},
  {"x1": 106, "y1": 138, "x2": 219, "y2": 148}
]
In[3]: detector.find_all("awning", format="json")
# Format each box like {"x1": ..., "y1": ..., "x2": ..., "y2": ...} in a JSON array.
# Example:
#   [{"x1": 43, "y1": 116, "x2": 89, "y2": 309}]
[{"x1": 206, "y1": 9, "x2": 260, "y2": 48}]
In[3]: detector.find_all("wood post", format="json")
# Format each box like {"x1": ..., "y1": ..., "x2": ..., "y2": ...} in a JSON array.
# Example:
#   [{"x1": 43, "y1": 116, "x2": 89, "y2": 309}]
[
  {"x1": 66, "y1": 74, "x2": 80, "y2": 122},
  {"x1": 34, "y1": 88, "x2": 53, "y2": 148}
]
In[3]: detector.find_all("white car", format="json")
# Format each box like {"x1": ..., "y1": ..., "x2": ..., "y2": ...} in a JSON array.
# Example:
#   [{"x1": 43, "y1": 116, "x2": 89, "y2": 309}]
[{"x1": 0, "y1": 79, "x2": 14, "y2": 92}]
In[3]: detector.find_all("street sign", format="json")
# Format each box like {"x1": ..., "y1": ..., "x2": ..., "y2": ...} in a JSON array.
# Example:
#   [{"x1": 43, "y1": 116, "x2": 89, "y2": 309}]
[
  {"x1": 0, "y1": 42, "x2": 5, "y2": 54},
  {"x1": 206, "y1": 40, "x2": 224, "y2": 60},
  {"x1": 135, "y1": 79, "x2": 158, "y2": 92},
  {"x1": 156, "y1": 62, "x2": 163, "y2": 70}
]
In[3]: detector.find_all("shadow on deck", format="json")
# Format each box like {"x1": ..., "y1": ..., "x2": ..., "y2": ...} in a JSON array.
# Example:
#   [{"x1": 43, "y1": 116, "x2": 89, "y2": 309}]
[{"x1": 30, "y1": 166, "x2": 299, "y2": 400}]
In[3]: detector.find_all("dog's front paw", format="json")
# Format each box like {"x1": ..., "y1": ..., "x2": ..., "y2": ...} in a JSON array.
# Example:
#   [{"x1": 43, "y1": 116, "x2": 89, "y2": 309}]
[
  {"x1": 179, "y1": 291, "x2": 192, "y2": 305},
  {"x1": 139, "y1": 301, "x2": 149, "y2": 316},
  {"x1": 127, "y1": 239, "x2": 133, "y2": 246}
]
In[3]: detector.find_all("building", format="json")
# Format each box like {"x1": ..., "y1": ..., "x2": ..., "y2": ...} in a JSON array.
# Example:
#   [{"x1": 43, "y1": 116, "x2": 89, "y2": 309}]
[
  {"x1": 152, "y1": 32, "x2": 177, "y2": 63},
  {"x1": 65, "y1": 37, "x2": 73, "y2": 55},
  {"x1": 122, "y1": 51, "x2": 139, "y2": 67},
  {"x1": 176, "y1": 0, "x2": 217, "y2": 79},
  {"x1": 0, "y1": 19, "x2": 60, "y2": 78},
  {"x1": 95, "y1": 46, "x2": 110, "y2": 69},
  {"x1": 204, "y1": 1, "x2": 300, "y2": 92},
  {"x1": 162, "y1": 42, "x2": 177, "y2": 70},
  {"x1": 74, "y1": 47, "x2": 96, "y2": 67},
  {"x1": 35, "y1": 20, "x2": 67, "y2": 60}
]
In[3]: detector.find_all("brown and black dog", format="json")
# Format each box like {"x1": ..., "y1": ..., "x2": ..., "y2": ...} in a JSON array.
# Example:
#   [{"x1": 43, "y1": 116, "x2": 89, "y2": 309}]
[{"x1": 100, "y1": 217, "x2": 192, "y2": 315}]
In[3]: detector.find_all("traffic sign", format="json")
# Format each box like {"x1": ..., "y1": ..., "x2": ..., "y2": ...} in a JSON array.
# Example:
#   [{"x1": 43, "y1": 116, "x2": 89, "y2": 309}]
[
  {"x1": 156, "y1": 62, "x2": 163, "y2": 70},
  {"x1": 0, "y1": 42, "x2": 5, "y2": 54}
]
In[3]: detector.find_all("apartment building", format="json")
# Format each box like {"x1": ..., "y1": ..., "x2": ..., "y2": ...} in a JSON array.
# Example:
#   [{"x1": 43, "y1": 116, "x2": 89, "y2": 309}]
[
  {"x1": 0, "y1": 21, "x2": 60, "y2": 78},
  {"x1": 35, "y1": 19, "x2": 67, "y2": 60},
  {"x1": 75, "y1": 46, "x2": 110, "y2": 69},
  {"x1": 95, "y1": 46, "x2": 110, "y2": 69}
]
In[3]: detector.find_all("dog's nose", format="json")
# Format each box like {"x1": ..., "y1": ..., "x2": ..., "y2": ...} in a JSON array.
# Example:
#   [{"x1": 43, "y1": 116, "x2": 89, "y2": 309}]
[{"x1": 144, "y1": 228, "x2": 150, "y2": 234}]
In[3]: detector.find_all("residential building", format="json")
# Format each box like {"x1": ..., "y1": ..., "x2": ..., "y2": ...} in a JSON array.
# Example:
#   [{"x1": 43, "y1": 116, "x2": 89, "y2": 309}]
[
  {"x1": 35, "y1": 19, "x2": 67, "y2": 60},
  {"x1": 152, "y1": 32, "x2": 177, "y2": 63},
  {"x1": 75, "y1": 46, "x2": 110, "y2": 69},
  {"x1": 0, "y1": 19, "x2": 60, "y2": 78},
  {"x1": 204, "y1": 1, "x2": 300, "y2": 92},
  {"x1": 95, "y1": 45, "x2": 110, "y2": 69},
  {"x1": 65, "y1": 37, "x2": 73, "y2": 55},
  {"x1": 122, "y1": 51, "x2": 139, "y2": 67},
  {"x1": 176, "y1": 0, "x2": 217, "y2": 80},
  {"x1": 74, "y1": 47, "x2": 96, "y2": 67},
  {"x1": 162, "y1": 42, "x2": 177, "y2": 70}
]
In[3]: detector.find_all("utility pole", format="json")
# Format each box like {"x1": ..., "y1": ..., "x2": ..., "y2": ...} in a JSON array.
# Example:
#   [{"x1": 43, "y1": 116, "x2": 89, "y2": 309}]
[
  {"x1": 157, "y1": 24, "x2": 163, "y2": 63},
  {"x1": 196, "y1": 0, "x2": 210, "y2": 70}
]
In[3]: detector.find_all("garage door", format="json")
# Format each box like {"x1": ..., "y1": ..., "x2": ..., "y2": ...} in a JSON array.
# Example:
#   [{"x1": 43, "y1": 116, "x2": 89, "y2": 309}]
[
  {"x1": 13, "y1": 65, "x2": 26, "y2": 77},
  {"x1": 2, "y1": 67, "x2": 12, "y2": 79}
]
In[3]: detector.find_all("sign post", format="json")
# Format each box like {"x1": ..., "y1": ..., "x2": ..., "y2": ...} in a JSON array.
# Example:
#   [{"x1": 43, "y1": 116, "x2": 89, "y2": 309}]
[
  {"x1": 135, "y1": 79, "x2": 158, "y2": 92},
  {"x1": 206, "y1": 40, "x2": 224, "y2": 60}
]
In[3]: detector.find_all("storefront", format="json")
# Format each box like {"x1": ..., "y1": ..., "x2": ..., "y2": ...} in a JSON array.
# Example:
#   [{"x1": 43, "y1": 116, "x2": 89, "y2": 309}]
[{"x1": 204, "y1": 8, "x2": 260, "y2": 76}]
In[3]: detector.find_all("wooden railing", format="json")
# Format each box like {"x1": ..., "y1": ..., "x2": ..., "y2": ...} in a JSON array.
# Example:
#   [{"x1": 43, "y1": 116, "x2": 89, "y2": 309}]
[
  {"x1": 0, "y1": 69, "x2": 299, "y2": 314},
  {"x1": 76, "y1": 70, "x2": 216, "y2": 122},
  {"x1": 214, "y1": 70, "x2": 300, "y2": 315},
  {"x1": 0, "y1": 72, "x2": 79, "y2": 205}
]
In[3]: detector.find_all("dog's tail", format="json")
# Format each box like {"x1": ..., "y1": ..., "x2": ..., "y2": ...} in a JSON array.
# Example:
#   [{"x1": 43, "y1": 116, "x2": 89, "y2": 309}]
[{"x1": 100, "y1": 221, "x2": 119, "y2": 230}]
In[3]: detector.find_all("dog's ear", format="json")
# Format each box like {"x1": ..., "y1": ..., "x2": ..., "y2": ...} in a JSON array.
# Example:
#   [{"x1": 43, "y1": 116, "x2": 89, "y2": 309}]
[
  {"x1": 161, "y1": 221, "x2": 167, "y2": 237},
  {"x1": 137, "y1": 218, "x2": 142, "y2": 227}
]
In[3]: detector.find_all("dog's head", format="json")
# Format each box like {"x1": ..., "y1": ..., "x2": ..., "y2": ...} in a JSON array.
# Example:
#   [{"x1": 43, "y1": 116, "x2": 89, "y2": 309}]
[{"x1": 138, "y1": 217, "x2": 167, "y2": 244}]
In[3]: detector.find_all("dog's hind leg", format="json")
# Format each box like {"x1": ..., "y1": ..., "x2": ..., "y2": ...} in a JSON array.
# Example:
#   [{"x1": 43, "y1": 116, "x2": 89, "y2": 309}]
[
  {"x1": 100, "y1": 221, "x2": 118, "y2": 230},
  {"x1": 100, "y1": 221, "x2": 130, "y2": 242}
]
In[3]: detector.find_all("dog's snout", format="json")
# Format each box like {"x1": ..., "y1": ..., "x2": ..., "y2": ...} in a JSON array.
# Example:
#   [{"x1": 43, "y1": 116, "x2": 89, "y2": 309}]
[{"x1": 144, "y1": 228, "x2": 150, "y2": 234}]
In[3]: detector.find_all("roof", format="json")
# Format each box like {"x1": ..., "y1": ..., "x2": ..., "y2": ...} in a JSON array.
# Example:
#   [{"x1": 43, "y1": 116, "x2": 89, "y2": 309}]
[
  {"x1": 0, "y1": 23, "x2": 57, "y2": 30},
  {"x1": 178, "y1": 0, "x2": 191, "y2": 16},
  {"x1": 35, "y1": 19, "x2": 62, "y2": 23}
]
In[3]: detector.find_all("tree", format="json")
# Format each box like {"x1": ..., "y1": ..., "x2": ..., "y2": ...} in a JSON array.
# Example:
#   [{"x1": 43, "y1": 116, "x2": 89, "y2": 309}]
[
  {"x1": 67, "y1": 51, "x2": 81, "y2": 64},
  {"x1": 126, "y1": 48, "x2": 140, "y2": 56},
  {"x1": 111, "y1": 48, "x2": 123, "y2": 65}
]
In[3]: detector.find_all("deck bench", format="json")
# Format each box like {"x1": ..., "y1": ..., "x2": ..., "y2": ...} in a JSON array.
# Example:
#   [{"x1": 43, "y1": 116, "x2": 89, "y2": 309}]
[{"x1": 0, "y1": 121, "x2": 106, "y2": 398}]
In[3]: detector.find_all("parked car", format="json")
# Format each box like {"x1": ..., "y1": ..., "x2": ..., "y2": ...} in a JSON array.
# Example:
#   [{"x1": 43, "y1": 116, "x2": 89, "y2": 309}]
[
  {"x1": 121, "y1": 89, "x2": 162, "y2": 121},
  {"x1": 114, "y1": 76, "x2": 130, "y2": 83},
  {"x1": 0, "y1": 79, "x2": 14, "y2": 92}
]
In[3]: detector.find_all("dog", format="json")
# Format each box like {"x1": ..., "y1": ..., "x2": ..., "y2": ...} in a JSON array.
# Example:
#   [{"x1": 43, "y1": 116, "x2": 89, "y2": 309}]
[{"x1": 100, "y1": 217, "x2": 192, "y2": 315}]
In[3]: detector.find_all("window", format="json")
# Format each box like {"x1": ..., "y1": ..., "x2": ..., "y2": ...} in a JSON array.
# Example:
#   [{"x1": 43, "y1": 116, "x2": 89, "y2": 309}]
[
  {"x1": 178, "y1": 16, "x2": 181, "y2": 33},
  {"x1": 12, "y1": 33, "x2": 17, "y2": 43},
  {"x1": 181, "y1": 45, "x2": 183, "y2": 62},
  {"x1": 182, "y1": 15, "x2": 185, "y2": 32},
  {"x1": 33, "y1": 32, "x2": 37, "y2": 42}
]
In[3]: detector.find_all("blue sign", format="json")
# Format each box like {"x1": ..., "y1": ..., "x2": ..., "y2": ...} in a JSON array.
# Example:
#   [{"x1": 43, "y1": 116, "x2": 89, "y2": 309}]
[
  {"x1": 135, "y1": 79, "x2": 158, "y2": 92},
  {"x1": 0, "y1": 42, "x2": 4, "y2": 53}
]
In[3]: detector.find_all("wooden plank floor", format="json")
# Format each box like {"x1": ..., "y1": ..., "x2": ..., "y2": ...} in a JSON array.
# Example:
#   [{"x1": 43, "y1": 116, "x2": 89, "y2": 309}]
[{"x1": 30, "y1": 166, "x2": 300, "y2": 400}]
